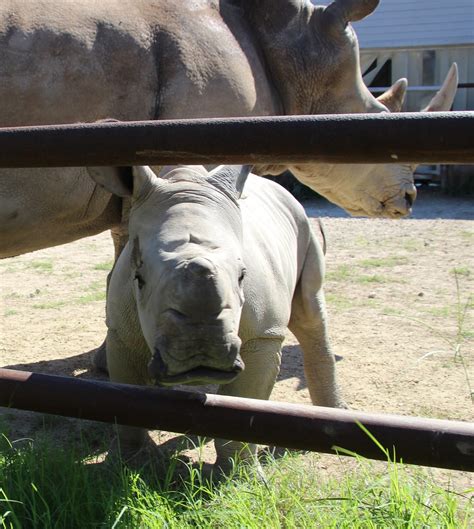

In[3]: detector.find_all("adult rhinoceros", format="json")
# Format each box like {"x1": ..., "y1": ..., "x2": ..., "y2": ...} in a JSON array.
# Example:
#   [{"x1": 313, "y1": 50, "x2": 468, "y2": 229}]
[{"x1": 0, "y1": 0, "x2": 458, "y2": 249}]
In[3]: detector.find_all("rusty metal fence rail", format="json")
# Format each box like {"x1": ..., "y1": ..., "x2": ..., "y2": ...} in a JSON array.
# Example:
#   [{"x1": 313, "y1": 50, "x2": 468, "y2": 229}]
[
  {"x1": 0, "y1": 112, "x2": 473, "y2": 168},
  {"x1": 1, "y1": 368, "x2": 473, "y2": 472}
]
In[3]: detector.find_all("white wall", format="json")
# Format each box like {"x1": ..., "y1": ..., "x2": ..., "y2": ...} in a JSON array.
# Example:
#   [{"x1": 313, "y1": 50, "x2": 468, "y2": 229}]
[{"x1": 314, "y1": 0, "x2": 474, "y2": 49}]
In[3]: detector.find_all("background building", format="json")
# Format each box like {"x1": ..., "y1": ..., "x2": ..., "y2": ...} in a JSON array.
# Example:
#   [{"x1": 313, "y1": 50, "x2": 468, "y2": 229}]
[{"x1": 316, "y1": 0, "x2": 474, "y2": 192}]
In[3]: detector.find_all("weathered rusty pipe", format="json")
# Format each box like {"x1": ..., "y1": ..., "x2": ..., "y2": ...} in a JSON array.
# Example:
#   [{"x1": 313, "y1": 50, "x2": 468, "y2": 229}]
[
  {"x1": 1, "y1": 368, "x2": 473, "y2": 471},
  {"x1": 0, "y1": 112, "x2": 473, "y2": 168}
]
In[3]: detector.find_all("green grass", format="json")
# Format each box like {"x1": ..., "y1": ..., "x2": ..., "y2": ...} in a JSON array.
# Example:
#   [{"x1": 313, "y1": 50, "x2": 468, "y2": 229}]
[
  {"x1": 400, "y1": 238, "x2": 422, "y2": 252},
  {"x1": 326, "y1": 264, "x2": 401, "y2": 285},
  {"x1": 0, "y1": 433, "x2": 471, "y2": 529},
  {"x1": 76, "y1": 291, "x2": 106, "y2": 304},
  {"x1": 26, "y1": 260, "x2": 53, "y2": 272},
  {"x1": 359, "y1": 257, "x2": 408, "y2": 268},
  {"x1": 94, "y1": 261, "x2": 114, "y2": 271},
  {"x1": 32, "y1": 301, "x2": 67, "y2": 310},
  {"x1": 325, "y1": 264, "x2": 352, "y2": 282},
  {"x1": 459, "y1": 230, "x2": 474, "y2": 241},
  {"x1": 76, "y1": 281, "x2": 106, "y2": 304},
  {"x1": 354, "y1": 236, "x2": 370, "y2": 247},
  {"x1": 355, "y1": 274, "x2": 391, "y2": 284},
  {"x1": 3, "y1": 310, "x2": 18, "y2": 317},
  {"x1": 426, "y1": 306, "x2": 453, "y2": 318},
  {"x1": 325, "y1": 292, "x2": 354, "y2": 311},
  {"x1": 451, "y1": 267, "x2": 471, "y2": 278},
  {"x1": 381, "y1": 307, "x2": 405, "y2": 317},
  {"x1": 31, "y1": 281, "x2": 106, "y2": 309}
]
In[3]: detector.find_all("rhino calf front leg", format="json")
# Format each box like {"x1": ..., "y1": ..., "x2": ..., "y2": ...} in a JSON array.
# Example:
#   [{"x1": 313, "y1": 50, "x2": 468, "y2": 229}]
[
  {"x1": 92, "y1": 202, "x2": 131, "y2": 374},
  {"x1": 106, "y1": 329, "x2": 150, "y2": 459},
  {"x1": 214, "y1": 337, "x2": 283, "y2": 473}
]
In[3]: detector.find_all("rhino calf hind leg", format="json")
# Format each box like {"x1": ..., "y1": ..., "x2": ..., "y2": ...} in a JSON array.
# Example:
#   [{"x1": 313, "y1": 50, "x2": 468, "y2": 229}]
[
  {"x1": 214, "y1": 337, "x2": 283, "y2": 473},
  {"x1": 289, "y1": 238, "x2": 346, "y2": 409}
]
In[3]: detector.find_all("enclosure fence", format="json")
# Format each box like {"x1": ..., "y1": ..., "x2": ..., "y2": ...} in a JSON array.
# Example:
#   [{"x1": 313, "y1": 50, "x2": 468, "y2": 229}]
[{"x1": 1, "y1": 112, "x2": 473, "y2": 472}]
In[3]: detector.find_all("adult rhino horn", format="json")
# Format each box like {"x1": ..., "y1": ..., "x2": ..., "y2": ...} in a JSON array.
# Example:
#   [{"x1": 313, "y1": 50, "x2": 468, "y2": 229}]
[
  {"x1": 421, "y1": 63, "x2": 458, "y2": 112},
  {"x1": 208, "y1": 165, "x2": 253, "y2": 199},
  {"x1": 323, "y1": 0, "x2": 379, "y2": 28},
  {"x1": 377, "y1": 78, "x2": 408, "y2": 112}
]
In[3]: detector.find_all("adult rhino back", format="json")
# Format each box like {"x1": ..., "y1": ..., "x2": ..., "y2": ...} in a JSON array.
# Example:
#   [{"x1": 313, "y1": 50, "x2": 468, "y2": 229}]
[
  {"x1": 0, "y1": 0, "x2": 159, "y2": 126},
  {"x1": 0, "y1": 0, "x2": 276, "y2": 127}
]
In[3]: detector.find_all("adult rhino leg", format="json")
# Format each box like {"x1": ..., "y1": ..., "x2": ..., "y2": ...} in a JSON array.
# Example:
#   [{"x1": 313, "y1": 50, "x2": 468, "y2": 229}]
[
  {"x1": 91, "y1": 200, "x2": 131, "y2": 373},
  {"x1": 214, "y1": 337, "x2": 283, "y2": 475},
  {"x1": 288, "y1": 235, "x2": 346, "y2": 409}
]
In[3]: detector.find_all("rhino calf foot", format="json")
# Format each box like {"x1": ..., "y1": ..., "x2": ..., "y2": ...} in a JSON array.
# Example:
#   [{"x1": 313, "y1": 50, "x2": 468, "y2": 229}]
[
  {"x1": 214, "y1": 454, "x2": 267, "y2": 484},
  {"x1": 106, "y1": 431, "x2": 155, "y2": 469}
]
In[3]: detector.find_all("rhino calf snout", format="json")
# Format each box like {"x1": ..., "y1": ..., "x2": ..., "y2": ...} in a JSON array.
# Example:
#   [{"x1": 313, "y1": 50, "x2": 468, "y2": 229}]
[{"x1": 148, "y1": 346, "x2": 245, "y2": 385}]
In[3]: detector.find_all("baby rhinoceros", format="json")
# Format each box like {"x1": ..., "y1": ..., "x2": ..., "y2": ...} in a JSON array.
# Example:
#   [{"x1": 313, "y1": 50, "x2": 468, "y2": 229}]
[{"x1": 89, "y1": 164, "x2": 345, "y2": 472}]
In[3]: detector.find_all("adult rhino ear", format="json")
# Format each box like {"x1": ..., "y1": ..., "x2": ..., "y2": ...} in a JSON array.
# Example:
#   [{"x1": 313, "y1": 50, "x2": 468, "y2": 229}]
[
  {"x1": 421, "y1": 63, "x2": 458, "y2": 112},
  {"x1": 207, "y1": 165, "x2": 253, "y2": 199},
  {"x1": 323, "y1": 0, "x2": 379, "y2": 29},
  {"x1": 377, "y1": 78, "x2": 408, "y2": 112},
  {"x1": 87, "y1": 165, "x2": 160, "y2": 198}
]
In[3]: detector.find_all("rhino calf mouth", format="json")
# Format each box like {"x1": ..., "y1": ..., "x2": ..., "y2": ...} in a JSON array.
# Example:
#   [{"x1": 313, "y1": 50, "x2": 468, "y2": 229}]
[{"x1": 148, "y1": 350, "x2": 244, "y2": 386}]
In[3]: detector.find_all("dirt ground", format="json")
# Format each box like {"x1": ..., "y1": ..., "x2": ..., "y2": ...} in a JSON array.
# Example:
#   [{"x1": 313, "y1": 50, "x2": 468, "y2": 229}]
[{"x1": 1, "y1": 187, "x2": 473, "y2": 490}]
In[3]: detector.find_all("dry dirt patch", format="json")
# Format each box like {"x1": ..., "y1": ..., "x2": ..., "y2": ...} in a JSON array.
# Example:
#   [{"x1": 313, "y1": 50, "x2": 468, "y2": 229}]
[{"x1": 1, "y1": 188, "x2": 473, "y2": 488}]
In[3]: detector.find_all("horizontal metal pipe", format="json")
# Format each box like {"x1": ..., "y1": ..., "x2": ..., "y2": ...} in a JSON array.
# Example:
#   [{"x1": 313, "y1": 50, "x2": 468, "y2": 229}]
[
  {"x1": 0, "y1": 112, "x2": 473, "y2": 168},
  {"x1": 1, "y1": 368, "x2": 473, "y2": 471}
]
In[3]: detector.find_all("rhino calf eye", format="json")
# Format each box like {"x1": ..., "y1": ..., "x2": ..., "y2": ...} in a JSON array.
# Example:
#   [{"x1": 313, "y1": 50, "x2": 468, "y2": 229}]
[{"x1": 238, "y1": 268, "x2": 247, "y2": 285}]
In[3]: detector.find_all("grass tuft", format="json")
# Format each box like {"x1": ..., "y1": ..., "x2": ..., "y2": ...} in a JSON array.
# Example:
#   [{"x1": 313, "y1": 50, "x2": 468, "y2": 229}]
[
  {"x1": 94, "y1": 261, "x2": 114, "y2": 271},
  {"x1": 0, "y1": 432, "x2": 471, "y2": 529},
  {"x1": 26, "y1": 261, "x2": 53, "y2": 272}
]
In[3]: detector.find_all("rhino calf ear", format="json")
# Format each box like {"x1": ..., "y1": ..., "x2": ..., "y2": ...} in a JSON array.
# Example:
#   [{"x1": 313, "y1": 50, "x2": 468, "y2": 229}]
[
  {"x1": 208, "y1": 165, "x2": 253, "y2": 199},
  {"x1": 87, "y1": 166, "x2": 133, "y2": 197},
  {"x1": 131, "y1": 166, "x2": 161, "y2": 197}
]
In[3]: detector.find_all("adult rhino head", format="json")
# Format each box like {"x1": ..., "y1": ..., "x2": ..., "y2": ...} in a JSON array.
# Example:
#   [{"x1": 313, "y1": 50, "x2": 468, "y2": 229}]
[
  {"x1": 89, "y1": 164, "x2": 252, "y2": 385},
  {"x1": 244, "y1": 0, "x2": 458, "y2": 216},
  {"x1": 286, "y1": 64, "x2": 459, "y2": 217}
]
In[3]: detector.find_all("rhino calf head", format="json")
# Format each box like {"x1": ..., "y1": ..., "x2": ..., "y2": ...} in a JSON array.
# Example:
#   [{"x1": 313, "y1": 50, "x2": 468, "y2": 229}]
[{"x1": 90, "y1": 164, "x2": 252, "y2": 385}]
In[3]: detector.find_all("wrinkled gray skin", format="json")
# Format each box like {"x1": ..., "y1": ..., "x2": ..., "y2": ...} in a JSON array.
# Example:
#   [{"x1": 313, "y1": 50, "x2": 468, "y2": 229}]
[
  {"x1": 91, "y1": 164, "x2": 345, "y2": 471},
  {"x1": 2, "y1": 0, "x2": 460, "y2": 261}
]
